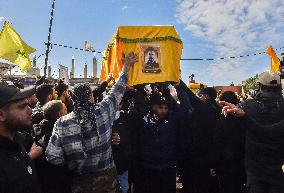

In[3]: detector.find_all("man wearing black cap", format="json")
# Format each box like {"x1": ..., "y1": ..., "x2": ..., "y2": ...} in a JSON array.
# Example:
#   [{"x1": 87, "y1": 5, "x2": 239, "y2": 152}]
[{"x1": 0, "y1": 81, "x2": 42, "y2": 193}]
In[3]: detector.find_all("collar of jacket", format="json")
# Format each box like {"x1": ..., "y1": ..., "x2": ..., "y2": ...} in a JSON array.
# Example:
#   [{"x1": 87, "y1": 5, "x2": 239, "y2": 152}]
[
  {"x1": 0, "y1": 132, "x2": 24, "y2": 151},
  {"x1": 256, "y1": 90, "x2": 283, "y2": 100}
]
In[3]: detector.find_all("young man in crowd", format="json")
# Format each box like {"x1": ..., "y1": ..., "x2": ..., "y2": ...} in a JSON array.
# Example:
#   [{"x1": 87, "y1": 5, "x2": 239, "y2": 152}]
[
  {"x1": 211, "y1": 91, "x2": 246, "y2": 193},
  {"x1": 45, "y1": 52, "x2": 138, "y2": 193},
  {"x1": 177, "y1": 81, "x2": 221, "y2": 193},
  {"x1": 0, "y1": 81, "x2": 42, "y2": 193},
  {"x1": 111, "y1": 95, "x2": 133, "y2": 193},
  {"x1": 221, "y1": 71, "x2": 284, "y2": 193},
  {"x1": 32, "y1": 84, "x2": 58, "y2": 124},
  {"x1": 131, "y1": 82, "x2": 193, "y2": 193},
  {"x1": 34, "y1": 100, "x2": 72, "y2": 193},
  {"x1": 199, "y1": 87, "x2": 222, "y2": 114},
  {"x1": 55, "y1": 81, "x2": 74, "y2": 113}
]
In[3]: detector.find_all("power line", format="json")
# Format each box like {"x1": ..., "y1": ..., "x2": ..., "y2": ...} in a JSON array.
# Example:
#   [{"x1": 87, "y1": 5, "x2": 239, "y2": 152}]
[
  {"x1": 43, "y1": 42, "x2": 284, "y2": 61},
  {"x1": 46, "y1": 42, "x2": 102, "y2": 54}
]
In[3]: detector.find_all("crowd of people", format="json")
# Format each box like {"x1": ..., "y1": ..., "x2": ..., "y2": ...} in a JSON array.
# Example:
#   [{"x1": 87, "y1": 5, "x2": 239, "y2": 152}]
[{"x1": 0, "y1": 52, "x2": 284, "y2": 193}]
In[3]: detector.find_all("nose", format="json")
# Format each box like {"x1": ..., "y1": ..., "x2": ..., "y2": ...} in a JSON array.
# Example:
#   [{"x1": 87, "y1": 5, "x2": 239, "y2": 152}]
[{"x1": 27, "y1": 105, "x2": 32, "y2": 115}]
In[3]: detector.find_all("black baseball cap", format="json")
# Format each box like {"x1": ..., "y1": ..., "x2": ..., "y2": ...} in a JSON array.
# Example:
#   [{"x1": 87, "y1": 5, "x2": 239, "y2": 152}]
[{"x1": 0, "y1": 81, "x2": 35, "y2": 108}]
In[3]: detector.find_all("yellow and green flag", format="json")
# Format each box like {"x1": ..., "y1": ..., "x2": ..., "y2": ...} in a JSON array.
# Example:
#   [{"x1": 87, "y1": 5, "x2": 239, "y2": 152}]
[
  {"x1": 266, "y1": 44, "x2": 280, "y2": 72},
  {"x1": 0, "y1": 21, "x2": 36, "y2": 72}
]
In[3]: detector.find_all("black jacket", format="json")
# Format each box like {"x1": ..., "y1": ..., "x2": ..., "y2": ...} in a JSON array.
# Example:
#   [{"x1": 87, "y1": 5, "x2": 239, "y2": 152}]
[
  {"x1": 177, "y1": 81, "x2": 220, "y2": 171},
  {"x1": 0, "y1": 133, "x2": 41, "y2": 193},
  {"x1": 131, "y1": 82, "x2": 193, "y2": 172},
  {"x1": 112, "y1": 112, "x2": 132, "y2": 174},
  {"x1": 212, "y1": 116, "x2": 246, "y2": 175},
  {"x1": 241, "y1": 94, "x2": 284, "y2": 182}
]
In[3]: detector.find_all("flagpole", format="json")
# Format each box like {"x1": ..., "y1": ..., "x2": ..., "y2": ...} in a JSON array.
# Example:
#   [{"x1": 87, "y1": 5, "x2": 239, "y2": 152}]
[{"x1": 44, "y1": 0, "x2": 56, "y2": 77}]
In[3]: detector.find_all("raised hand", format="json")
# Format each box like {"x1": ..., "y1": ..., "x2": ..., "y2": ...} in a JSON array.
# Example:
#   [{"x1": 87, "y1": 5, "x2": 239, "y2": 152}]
[
  {"x1": 219, "y1": 101, "x2": 245, "y2": 117},
  {"x1": 122, "y1": 52, "x2": 138, "y2": 71},
  {"x1": 106, "y1": 73, "x2": 114, "y2": 83}
]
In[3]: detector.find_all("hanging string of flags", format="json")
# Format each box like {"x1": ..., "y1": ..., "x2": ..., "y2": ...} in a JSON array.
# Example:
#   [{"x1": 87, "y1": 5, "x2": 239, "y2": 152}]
[
  {"x1": 42, "y1": 41, "x2": 284, "y2": 61},
  {"x1": 180, "y1": 48, "x2": 282, "y2": 61},
  {"x1": 44, "y1": 42, "x2": 102, "y2": 54}
]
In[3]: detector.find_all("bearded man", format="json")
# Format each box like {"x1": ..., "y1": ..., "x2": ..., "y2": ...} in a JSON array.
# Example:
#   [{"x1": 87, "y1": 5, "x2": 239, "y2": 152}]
[{"x1": 0, "y1": 82, "x2": 42, "y2": 193}]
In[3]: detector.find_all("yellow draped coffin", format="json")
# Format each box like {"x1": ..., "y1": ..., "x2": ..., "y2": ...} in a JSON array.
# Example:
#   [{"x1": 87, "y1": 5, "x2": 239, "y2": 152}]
[{"x1": 100, "y1": 26, "x2": 183, "y2": 86}]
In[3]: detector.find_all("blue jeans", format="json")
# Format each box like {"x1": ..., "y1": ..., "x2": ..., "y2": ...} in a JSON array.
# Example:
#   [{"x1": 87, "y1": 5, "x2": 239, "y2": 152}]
[{"x1": 118, "y1": 171, "x2": 129, "y2": 193}]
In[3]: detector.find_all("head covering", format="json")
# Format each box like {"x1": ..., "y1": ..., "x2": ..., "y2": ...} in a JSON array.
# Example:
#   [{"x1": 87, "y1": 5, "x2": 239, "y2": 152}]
[
  {"x1": 72, "y1": 84, "x2": 92, "y2": 107},
  {"x1": 219, "y1": 91, "x2": 239, "y2": 105},
  {"x1": 72, "y1": 84, "x2": 97, "y2": 133},
  {"x1": 258, "y1": 71, "x2": 281, "y2": 87},
  {"x1": 0, "y1": 81, "x2": 35, "y2": 108}
]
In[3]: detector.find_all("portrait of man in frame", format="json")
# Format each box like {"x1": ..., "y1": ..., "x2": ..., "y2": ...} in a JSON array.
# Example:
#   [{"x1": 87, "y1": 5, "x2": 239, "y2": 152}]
[{"x1": 141, "y1": 44, "x2": 162, "y2": 73}]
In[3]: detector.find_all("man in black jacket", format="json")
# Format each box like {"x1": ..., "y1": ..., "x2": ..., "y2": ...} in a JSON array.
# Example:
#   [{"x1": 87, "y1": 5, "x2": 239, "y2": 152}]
[
  {"x1": 132, "y1": 82, "x2": 193, "y2": 193},
  {"x1": 177, "y1": 81, "x2": 220, "y2": 193},
  {"x1": 0, "y1": 81, "x2": 42, "y2": 193},
  {"x1": 212, "y1": 91, "x2": 246, "y2": 193},
  {"x1": 112, "y1": 95, "x2": 133, "y2": 193},
  {"x1": 221, "y1": 71, "x2": 284, "y2": 193}
]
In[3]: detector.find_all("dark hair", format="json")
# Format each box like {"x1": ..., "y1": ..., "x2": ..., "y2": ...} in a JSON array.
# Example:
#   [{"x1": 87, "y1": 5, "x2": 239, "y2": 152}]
[
  {"x1": 149, "y1": 92, "x2": 168, "y2": 106},
  {"x1": 36, "y1": 84, "x2": 54, "y2": 105},
  {"x1": 200, "y1": 87, "x2": 217, "y2": 100},
  {"x1": 145, "y1": 47, "x2": 158, "y2": 58},
  {"x1": 43, "y1": 100, "x2": 63, "y2": 121},
  {"x1": 219, "y1": 91, "x2": 239, "y2": 105},
  {"x1": 55, "y1": 81, "x2": 68, "y2": 98}
]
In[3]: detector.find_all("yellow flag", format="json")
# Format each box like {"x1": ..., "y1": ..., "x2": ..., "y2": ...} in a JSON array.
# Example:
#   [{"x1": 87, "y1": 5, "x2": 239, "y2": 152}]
[
  {"x1": 0, "y1": 22, "x2": 36, "y2": 72},
  {"x1": 266, "y1": 44, "x2": 280, "y2": 72}
]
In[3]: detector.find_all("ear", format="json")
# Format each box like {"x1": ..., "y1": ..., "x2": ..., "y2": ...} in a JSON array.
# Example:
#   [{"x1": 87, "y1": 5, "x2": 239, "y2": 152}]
[
  {"x1": 48, "y1": 94, "x2": 53, "y2": 101},
  {"x1": 0, "y1": 109, "x2": 7, "y2": 122},
  {"x1": 205, "y1": 94, "x2": 210, "y2": 100},
  {"x1": 63, "y1": 90, "x2": 68, "y2": 97}
]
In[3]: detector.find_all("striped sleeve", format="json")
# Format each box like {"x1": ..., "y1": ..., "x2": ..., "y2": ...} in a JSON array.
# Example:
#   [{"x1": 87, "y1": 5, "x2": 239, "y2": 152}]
[{"x1": 45, "y1": 119, "x2": 65, "y2": 165}]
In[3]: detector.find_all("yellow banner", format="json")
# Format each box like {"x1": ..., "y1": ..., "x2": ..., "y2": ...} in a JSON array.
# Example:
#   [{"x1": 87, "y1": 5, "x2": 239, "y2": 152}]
[
  {"x1": 0, "y1": 22, "x2": 36, "y2": 72},
  {"x1": 100, "y1": 26, "x2": 182, "y2": 86}
]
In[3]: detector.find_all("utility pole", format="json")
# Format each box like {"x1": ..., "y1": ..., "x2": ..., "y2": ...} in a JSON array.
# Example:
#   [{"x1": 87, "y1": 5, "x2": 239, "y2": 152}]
[{"x1": 44, "y1": 0, "x2": 56, "y2": 77}]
